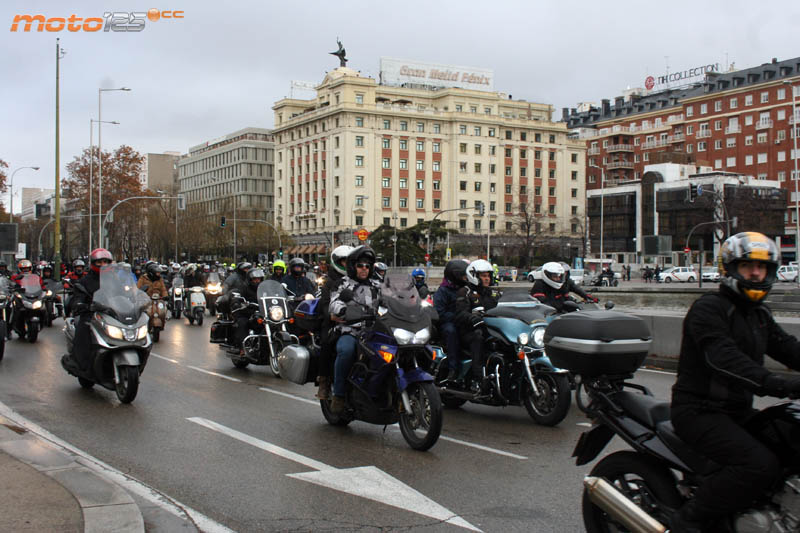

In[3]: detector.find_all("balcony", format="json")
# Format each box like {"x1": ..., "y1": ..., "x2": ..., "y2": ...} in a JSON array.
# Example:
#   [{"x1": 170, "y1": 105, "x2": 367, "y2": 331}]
[
  {"x1": 725, "y1": 125, "x2": 742, "y2": 134},
  {"x1": 668, "y1": 133, "x2": 686, "y2": 143},
  {"x1": 607, "y1": 144, "x2": 634, "y2": 152},
  {"x1": 606, "y1": 161, "x2": 634, "y2": 170},
  {"x1": 587, "y1": 146, "x2": 600, "y2": 155},
  {"x1": 642, "y1": 139, "x2": 667, "y2": 149},
  {"x1": 696, "y1": 129, "x2": 712, "y2": 138},
  {"x1": 756, "y1": 119, "x2": 774, "y2": 130}
]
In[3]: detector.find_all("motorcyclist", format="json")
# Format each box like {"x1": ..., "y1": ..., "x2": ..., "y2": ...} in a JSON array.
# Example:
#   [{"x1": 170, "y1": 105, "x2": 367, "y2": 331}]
[
  {"x1": 670, "y1": 232, "x2": 800, "y2": 532},
  {"x1": 231, "y1": 268, "x2": 264, "y2": 355},
  {"x1": 411, "y1": 268, "x2": 429, "y2": 299},
  {"x1": 166, "y1": 263, "x2": 181, "y2": 286},
  {"x1": 270, "y1": 260, "x2": 286, "y2": 282},
  {"x1": 40, "y1": 263, "x2": 54, "y2": 283},
  {"x1": 433, "y1": 259, "x2": 470, "y2": 381},
  {"x1": 315, "y1": 245, "x2": 353, "y2": 400},
  {"x1": 372, "y1": 262, "x2": 388, "y2": 283},
  {"x1": 281, "y1": 258, "x2": 315, "y2": 297},
  {"x1": 183, "y1": 264, "x2": 205, "y2": 288},
  {"x1": 328, "y1": 246, "x2": 380, "y2": 414},
  {"x1": 456, "y1": 259, "x2": 501, "y2": 392},
  {"x1": 66, "y1": 259, "x2": 87, "y2": 281},
  {"x1": 62, "y1": 248, "x2": 112, "y2": 373},
  {"x1": 0, "y1": 261, "x2": 9, "y2": 278},
  {"x1": 530, "y1": 261, "x2": 572, "y2": 313},
  {"x1": 10, "y1": 259, "x2": 34, "y2": 286},
  {"x1": 222, "y1": 262, "x2": 251, "y2": 296},
  {"x1": 137, "y1": 262, "x2": 168, "y2": 299},
  {"x1": 132, "y1": 264, "x2": 143, "y2": 281}
]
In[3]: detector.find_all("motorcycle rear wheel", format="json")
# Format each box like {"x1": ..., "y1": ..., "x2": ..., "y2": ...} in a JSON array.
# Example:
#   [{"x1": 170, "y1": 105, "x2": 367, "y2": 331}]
[
  {"x1": 196, "y1": 312, "x2": 204, "y2": 326},
  {"x1": 320, "y1": 398, "x2": 352, "y2": 426},
  {"x1": 399, "y1": 382, "x2": 443, "y2": 451},
  {"x1": 583, "y1": 451, "x2": 681, "y2": 533},
  {"x1": 27, "y1": 322, "x2": 39, "y2": 343},
  {"x1": 232, "y1": 357, "x2": 250, "y2": 369},
  {"x1": 151, "y1": 328, "x2": 160, "y2": 343},
  {"x1": 523, "y1": 373, "x2": 571, "y2": 426},
  {"x1": 115, "y1": 365, "x2": 140, "y2": 404}
]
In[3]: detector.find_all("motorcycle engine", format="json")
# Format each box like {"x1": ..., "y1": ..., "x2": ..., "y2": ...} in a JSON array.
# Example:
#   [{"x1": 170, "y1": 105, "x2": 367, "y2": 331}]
[{"x1": 732, "y1": 475, "x2": 800, "y2": 532}]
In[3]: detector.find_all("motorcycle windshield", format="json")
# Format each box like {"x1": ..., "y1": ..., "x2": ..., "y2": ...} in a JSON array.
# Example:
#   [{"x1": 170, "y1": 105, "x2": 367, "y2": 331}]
[
  {"x1": 43, "y1": 279, "x2": 61, "y2": 293},
  {"x1": 257, "y1": 280, "x2": 286, "y2": 299},
  {"x1": 20, "y1": 275, "x2": 43, "y2": 297},
  {"x1": 172, "y1": 276, "x2": 184, "y2": 288},
  {"x1": 206, "y1": 273, "x2": 220, "y2": 284},
  {"x1": 379, "y1": 273, "x2": 428, "y2": 328},
  {"x1": 93, "y1": 265, "x2": 150, "y2": 322},
  {"x1": 489, "y1": 292, "x2": 554, "y2": 323}
]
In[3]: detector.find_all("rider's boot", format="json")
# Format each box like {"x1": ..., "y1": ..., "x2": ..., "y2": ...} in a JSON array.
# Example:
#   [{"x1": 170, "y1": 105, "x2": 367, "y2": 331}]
[
  {"x1": 330, "y1": 395, "x2": 345, "y2": 415},
  {"x1": 316, "y1": 376, "x2": 331, "y2": 400}
]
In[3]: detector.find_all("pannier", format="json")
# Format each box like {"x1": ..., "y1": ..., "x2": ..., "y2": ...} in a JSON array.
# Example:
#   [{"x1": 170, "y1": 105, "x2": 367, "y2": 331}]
[
  {"x1": 210, "y1": 319, "x2": 233, "y2": 344},
  {"x1": 277, "y1": 344, "x2": 320, "y2": 385}
]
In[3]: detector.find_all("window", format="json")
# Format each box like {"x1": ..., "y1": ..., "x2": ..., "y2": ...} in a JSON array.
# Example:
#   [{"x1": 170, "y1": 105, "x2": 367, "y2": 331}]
[
  {"x1": 534, "y1": 133, "x2": 542, "y2": 142},
  {"x1": 459, "y1": 219, "x2": 466, "y2": 230},
  {"x1": 433, "y1": 180, "x2": 440, "y2": 190},
  {"x1": 714, "y1": 140, "x2": 722, "y2": 150},
  {"x1": 549, "y1": 169, "x2": 556, "y2": 179},
  {"x1": 433, "y1": 123, "x2": 441, "y2": 133},
  {"x1": 474, "y1": 144, "x2": 482, "y2": 155},
  {"x1": 474, "y1": 126, "x2": 481, "y2": 136},
  {"x1": 549, "y1": 187, "x2": 556, "y2": 196},
  {"x1": 714, "y1": 120, "x2": 722, "y2": 131},
  {"x1": 745, "y1": 115, "x2": 753, "y2": 126},
  {"x1": 381, "y1": 177, "x2": 391, "y2": 188},
  {"x1": 383, "y1": 217, "x2": 390, "y2": 225},
  {"x1": 730, "y1": 97, "x2": 738, "y2": 109},
  {"x1": 459, "y1": 161, "x2": 467, "y2": 172},
  {"x1": 745, "y1": 94, "x2": 753, "y2": 106},
  {"x1": 745, "y1": 155, "x2": 753, "y2": 165},
  {"x1": 399, "y1": 139, "x2": 408, "y2": 150},
  {"x1": 757, "y1": 132, "x2": 767, "y2": 143},
  {"x1": 400, "y1": 217, "x2": 407, "y2": 227},
  {"x1": 778, "y1": 130, "x2": 786, "y2": 141},
  {"x1": 778, "y1": 171, "x2": 786, "y2": 182},
  {"x1": 355, "y1": 117, "x2": 364, "y2": 127},
  {"x1": 549, "y1": 134, "x2": 556, "y2": 143},
  {"x1": 535, "y1": 150, "x2": 541, "y2": 160},
  {"x1": 535, "y1": 168, "x2": 541, "y2": 178},
  {"x1": 548, "y1": 205, "x2": 555, "y2": 215},
  {"x1": 416, "y1": 160, "x2": 424, "y2": 171},
  {"x1": 726, "y1": 156, "x2": 736, "y2": 167},
  {"x1": 399, "y1": 198, "x2": 407, "y2": 208},
  {"x1": 571, "y1": 170, "x2": 578, "y2": 180},
  {"x1": 455, "y1": 104, "x2": 462, "y2": 112},
  {"x1": 382, "y1": 138, "x2": 390, "y2": 149},
  {"x1": 505, "y1": 148, "x2": 512, "y2": 157},
  {"x1": 474, "y1": 182, "x2": 481, "y2": 192},
  {"x1": 571, "y1": 188, "x2": 577, "y2": 198},
  {"x1": 459, "y1": 200, "x2": 467, "y2": 208},
  {"x1": 474, "y1": 162, "x2": 482, "y2": 173},
  {"x1": 355, "y1": 93, "x2": 364, "y2": 104},
  {"x1": 400, "y1": 121, "x2": 408, "y2": 131},
  {"x1": 355, "y1": 135, "x2": 364, "y2": 147},
  {"x1": 520, "y1": 149, "x2": 527, "y2": 159},
  {"x1": 505, "y1": 166, "x2": 512, "y2": 176},
  {"x1": 335, "y1": 136, "x2": 340, "y2": 148},
  {"x1": 432, "y1": 142, "x2": 440, "y2": 153},
  {"x1": 778, "y1": 109, "x2": 786, "y2": 121},
  {"x1": 400, "y1": 159, "x2": 408, "y2": 169},
  {"x1": 745, "y1": 135, "x2": 753, "y2": 146},
  {"x1": 460, "y1": 143, "x2": 468, "y2": 153},
  {"x1": 485, "y1": 107, "x2": 492, "y2": 115},
  {"x1": 715, "y1": 100, "x2": 722, "y2": 112},
  {"x1": 727, "y1": 138, "x2": 736, "y2": 148},
  {"x1": 758, "y1": 153, "x2": 768, "y2": 164},
  {"x1": 505, "y1": 130, "x2": 512, "y2": 140},
  {"x1": 505, "y1": 184, "x2": 512, "y2": 194},
  {"x1": 505, "y1": 202, "x2": 512, "y2": 212},
  {"x1": 416, "y1": 198, "x2": 424, "y2": 209},
  {"x1": 474, "y1": 219, "x2": 481, "y2": 230},
  {"x1": 490, "y1": 164, "x2": 496, "y2": 174},
  {"x1": 470, "y1": 106, "x2": 477, "y2": 113},
  {"x1": 761, "y1": 91, "x2": 769, "y2": 104},
  {"x1": 413, "y1": 141, "x2": 423, "y2": 152},
  {"x1": 571, "y1": 205, "x2": 578, "y2": 215},
  {"x1": 520, "y1": 167, "x2": 526, "y2": 177},
  {"x1": 355, "y1": 175, "x2": 364, "y2": 187},
  {"x1": 520, "y1": 185, "x2": 527, "y2": 195},
  {"x1": 433, "y1": 161, "x2": 441, "y2": 171},
  {"x1": 459, "y1": 181, "x2": 467, "y2": 191},
  {"x1": 700, "y1": 103, "x2": 708, "y2": 114},
  {"x1": 571, "y1": 153, "x2": 578, "y2": 163},
  {"x1": 549, "y1": 151, "x2": 556, "y2": 161},
  {"x1": 489, "y1": 183, "x2": 496, "y2": 192},
  {"x1": 416, "y1": 122, "x2": 424, "y2": 132},
  {"x1": 459, "y1": 125, "x2": 467, "y2": 134},
  {"x1": 535, "y1": 186, "x2": 541, "y2": 195},
  {"x1": 416, "y1": 179, "x2": 424, "y2": 190},
  {"x1": 686, "y1": 105, "x2": 694, "y2": 117},
  {"x1": 399, "y1": 178, "x2": 408, "y2": 189},
  {"x1": 355, "y1": 196, "x2": 364, "y2": 206},
  {"x1": 356, "y1": 156, "x2": 364, "y2": 167},
  {"x1": 433, "y1": 199, "x2": 441, "y2": 209},
  {"x1": 383, "y1": 119, "x2": 391, "y2": 129},
  {"x1": 382, "y1": 197, "x2": 390, "y2": 208},
  {"x1": 382, "y1": 158, "x2": 391, "y2": 169},
  {"x1": 714, "y1": 159, "x2": 722, "y2": 168},
  {"x1": 489, "y1": 201, "x2": 496, "y2": 211},
  {"x1": 698, "y1": 142, "x2": 707, "y2": 151},
  {"x1": 355, "y1": 216, "x2": 363, "y2": 225}
]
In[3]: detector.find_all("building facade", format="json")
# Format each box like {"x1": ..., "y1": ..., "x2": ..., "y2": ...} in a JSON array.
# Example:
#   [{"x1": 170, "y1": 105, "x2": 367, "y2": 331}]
[
  {"x1": 271, "y1": 66, "x2": 586, "y2": 257},
  {"x1": 140, "y1": 152, "x2": 180, "y2": 193},
  {"x1": 19, "y1": 188, "x2": 54, "y2": 221},
  {"x1": 566, "y1": 56, "x2": 800, "y2": 260}
]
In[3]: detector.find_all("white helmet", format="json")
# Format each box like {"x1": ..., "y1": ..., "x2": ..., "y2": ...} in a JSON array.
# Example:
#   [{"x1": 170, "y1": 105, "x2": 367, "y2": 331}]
[
  {"x1": 466, "y1": 259, "x2": 493, "y2": 286},
  {"x1": 331, "y1": 245, "x2": 354, "y2": 275},
  {"x1": 542, "y1": 261, "x2": 566, "y2": 289}
]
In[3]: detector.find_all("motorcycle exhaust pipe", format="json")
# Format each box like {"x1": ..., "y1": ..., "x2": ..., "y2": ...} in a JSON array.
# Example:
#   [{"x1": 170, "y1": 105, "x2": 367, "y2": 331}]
[{"x1": 583, "y1": 476, "x2": 667, "y2": 533}]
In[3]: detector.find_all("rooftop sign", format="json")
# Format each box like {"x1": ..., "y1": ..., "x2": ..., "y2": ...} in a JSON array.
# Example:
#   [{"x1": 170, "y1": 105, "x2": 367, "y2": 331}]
[
  {"x1": 645, "y1": 62, "x2": 720, "y2": 90},
  {"x1": 380, "y1": 57, "x2": 494, "y2": 91}
]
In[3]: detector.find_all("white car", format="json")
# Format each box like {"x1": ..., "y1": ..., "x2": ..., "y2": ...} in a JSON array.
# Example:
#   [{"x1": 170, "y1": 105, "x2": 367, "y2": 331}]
[
  {"x1": 658, "y1": 266, "x2": 697, "y2": 283},
  {"x1": 701, "y1": 267, "x2": 720, "y2": 282},
  {"x1": 778, "y1": 265, "x2": 799, "y2": 282},
  {"x1": 570, "y1": 268, "x2": 585, "y2": 286}
]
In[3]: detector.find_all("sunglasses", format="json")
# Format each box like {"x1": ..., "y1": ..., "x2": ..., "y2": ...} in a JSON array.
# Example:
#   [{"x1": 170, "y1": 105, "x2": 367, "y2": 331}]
[{"x1": 356, "y1": 263, "x2": 372, "y2": 269}]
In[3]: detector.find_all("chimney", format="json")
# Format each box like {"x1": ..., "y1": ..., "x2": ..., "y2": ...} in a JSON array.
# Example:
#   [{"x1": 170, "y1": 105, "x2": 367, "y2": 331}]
[
  {"x1": 562, "y1": 107, "x2": 569, "y2": 121},
  {"x1": 615, "y1": 97, "x2": 624, "y2": 110},
  {"x1": 772, "y1": 57, "x2": 777, "y2": 64},
  {"x1": 571, "y1": 107, "x2": 577, "y2": 115},
  {"x1": 602, "y1": 99, "x2": 610, "y2": 115},
  {"x1": 508, "y1": 94, "x2": 513, "y2": 100}
]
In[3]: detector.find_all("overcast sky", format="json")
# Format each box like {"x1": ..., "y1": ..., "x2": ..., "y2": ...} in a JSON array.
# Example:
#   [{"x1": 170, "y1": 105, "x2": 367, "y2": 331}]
[{"x1": 2, "y1": 0, "x2": 798, "y2": 211}]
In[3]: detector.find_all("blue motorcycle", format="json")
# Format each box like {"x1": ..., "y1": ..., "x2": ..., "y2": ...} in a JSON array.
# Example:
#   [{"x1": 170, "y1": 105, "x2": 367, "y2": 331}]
[{"x1": 425, "y1": 292, "x2": 572, "y2": 426}]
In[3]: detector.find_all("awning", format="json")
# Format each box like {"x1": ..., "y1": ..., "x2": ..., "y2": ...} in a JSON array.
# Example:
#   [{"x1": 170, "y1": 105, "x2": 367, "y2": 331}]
[{"x1": 287, "y1": 246, "x2": 300, "y2": 255}]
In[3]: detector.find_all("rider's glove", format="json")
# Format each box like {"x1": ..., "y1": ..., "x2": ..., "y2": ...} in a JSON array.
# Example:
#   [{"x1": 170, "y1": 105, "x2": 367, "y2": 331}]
[
  {"x1": 762, "y1": 374, "x2": 800, "y2": 399},
  {"x1": 338, "y1": 289, "x2": 354, "y2": 303},
  {"x1": 469, "y1": 314, "x2": 485, "y2": 328}
]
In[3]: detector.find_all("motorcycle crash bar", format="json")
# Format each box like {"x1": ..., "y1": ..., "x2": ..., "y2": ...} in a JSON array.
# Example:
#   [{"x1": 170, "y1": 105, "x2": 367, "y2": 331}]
[{"x1": 583, "y1": 476, "x2": 667, "y2": 533}]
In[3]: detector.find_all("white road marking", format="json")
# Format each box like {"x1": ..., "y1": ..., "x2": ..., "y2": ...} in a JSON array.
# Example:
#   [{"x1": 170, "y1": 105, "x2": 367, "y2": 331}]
[
  {"x1": 187, "y1": 365, "x2": 242, "y2": 382},
  {"x1": 260, "y1": 386, "x2": 319, "y2": 406},
  {"x1": 576, "y1": 422, "x2": 593, "y2": 428},
  {"x1": 0, "y1": 401, "x2": 234, "y2": 533},
  {"x1": 151, "y1": 353, "x2": 179, "y2": 364},
  {"x1": 640, "y1": 368, "x2": 676, "y2": 376},
  {"x1": 188, "y1": 417, "x2": 481, "y2": 532}
]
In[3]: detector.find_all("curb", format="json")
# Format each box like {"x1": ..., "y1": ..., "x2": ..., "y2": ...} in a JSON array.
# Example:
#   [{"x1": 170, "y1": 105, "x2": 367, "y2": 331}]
[{"x1": 0, "y1": 417, "x2": 144, "y2": 533}]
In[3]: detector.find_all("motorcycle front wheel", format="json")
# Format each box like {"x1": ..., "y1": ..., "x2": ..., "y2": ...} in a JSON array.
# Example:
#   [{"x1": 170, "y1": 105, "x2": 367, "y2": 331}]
[
  {"x1": 523, "y1": 372, "x2": 571, "y2": 426},
  {"x1": 115, "y1": 365, "x2": 140, "y2": 403},
  {"x1": 583, "y1": 451, "x2": 681, "y2": 533},
  {"x1": 151, "y1": 328, "x2": 160, "y2": 343},
  {"x1": 27, "y1": 321, "x2": 39, "y2": 343},
  {"x1": 399, "y1": 382, "x2": 443, "y2": 451},
  {"x1": 195, "y1": 312, "x2": 204, "y2": 326}
]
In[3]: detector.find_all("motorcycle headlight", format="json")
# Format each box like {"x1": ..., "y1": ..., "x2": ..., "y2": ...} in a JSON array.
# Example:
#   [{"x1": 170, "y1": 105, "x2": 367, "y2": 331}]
[
  {"x1": 105, "y1": 324, "x2": 125, "y2": 340},
  {"x1": 268, "y1": 306, "x2": 284, "y2": 321},
  {"x1": 137, "y1": 325, "x2": 148, "y2": 340},
  {"x1": 32, "y1": 300, "x2": 43, "y2": 310},
  {"x1": 392, "y1": 328, "x2": 415, "y2": 345},
  {"x1": 412, "y1": 327, "x2": 431, "y2": 345},
  {"x1": 421, "y1": 300, "x2": 432, "y2": 308},
  {"x1": 157, "y1": 302, "x2": 164, "y2": 310},
  {"x1": 304, "y1": 293, "x2": 314, "y2": 300},
  {"x1": 45, "y1": 290, "x2": 53, "y2": 297},
  {"x1": 192, "y1": 286, "x2": 203, "y2": 293},
  {"x1": 174, "y1": 288, "x2": 182, "y2": 295},
  {"x1": 531, "y1": 327, "x2": 545, "y2": 348},
  {"x1": 517, "y1": 332, "x2": 529, "y2": 346}
]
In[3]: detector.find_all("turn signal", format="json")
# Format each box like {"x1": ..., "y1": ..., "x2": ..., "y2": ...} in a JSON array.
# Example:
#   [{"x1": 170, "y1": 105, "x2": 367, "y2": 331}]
[
  {"x1": 517, "y1": 350, "x2": 525, "y2": 360},
  {"x1": 288, "y1": 318, "x2": 295, "y2": 324},
  {"x1": 379, "y1": 350, "x2": 394, "y2": 363},
  {"x1": 257, "y1": 318, "x2": 264, "y2": 325}
]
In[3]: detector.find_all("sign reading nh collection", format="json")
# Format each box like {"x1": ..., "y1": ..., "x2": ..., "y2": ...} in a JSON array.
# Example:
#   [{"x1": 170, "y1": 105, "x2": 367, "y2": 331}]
[
  {"x1": 380, "y1": 57, "x2": 494, "y2": 92},
  {"x1": 644, "y1": 62, "x2": 720, "y2": 90}
]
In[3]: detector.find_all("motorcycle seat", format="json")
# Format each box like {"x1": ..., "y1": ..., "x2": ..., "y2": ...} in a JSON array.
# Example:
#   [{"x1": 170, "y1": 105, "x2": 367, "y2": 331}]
[
  {"x1": 615, "y1": 391, "x2": 671, "y2": 428},
  {"x1": 656, "y1": 421, "x2": 720, "y2": 475}
]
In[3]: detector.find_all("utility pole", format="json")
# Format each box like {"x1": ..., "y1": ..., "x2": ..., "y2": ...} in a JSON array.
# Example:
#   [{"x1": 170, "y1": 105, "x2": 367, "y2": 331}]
[{"x1": 53, "y1": 39, "x2": 64, "y2": 280}]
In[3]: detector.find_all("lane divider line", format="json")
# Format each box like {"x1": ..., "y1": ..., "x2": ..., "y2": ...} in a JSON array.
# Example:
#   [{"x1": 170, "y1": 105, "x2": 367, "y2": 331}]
[
  {"x1": 259, "y1": 386, "x2": 319, "y2": 406},
  {"x1": 151, "y1": 353, "x2": 179, "y2": 364},
  {"x1": 186, "y1": 366, "x2": 242, "y2": 382}
]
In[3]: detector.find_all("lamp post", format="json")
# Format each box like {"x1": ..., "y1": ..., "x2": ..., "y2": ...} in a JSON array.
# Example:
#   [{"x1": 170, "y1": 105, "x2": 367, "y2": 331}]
[
  {"x1": 589, "y1": 164, "x2": 605, "y2": 260},
  {"x1": 89, "y1": 119, "x2": 118, "y2": 252},
  {"x1": 8, "y1": 166, "x2": 40, "y2": 222},
  {"x1": 391, "y1": 211, "x2": 398, "y2": 267},
  {"x1": 97, "y1": 87, "x2": 130, "y2": 249},
  {"x1": 785, "y1": 80, "x2": 800, "y2": 287}
]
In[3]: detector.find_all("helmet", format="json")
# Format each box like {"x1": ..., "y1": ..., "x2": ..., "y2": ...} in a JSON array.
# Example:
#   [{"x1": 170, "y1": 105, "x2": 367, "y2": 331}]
[
  {"x1": 288, "y1": 257, "x2": 305, "y2": 276},
  {"x1": 73, "y1": 259, "x2": 85, "y2": 268},
  {"x1": 373, "y1": 262, "x2": 388, "y2": 281},
  {"x1": 542, "y1": 261, "x2": 566, "y2": 289},
  {"x1": 272, "y1": 260, "x2": 286, "y2": 275},
  {"x1": 171, "y1": 263, "x2": 180, "y2": 272},
  {"x1": 236, "y1": 262, "x2": 252, "y2": 275},
  {"x1": 247, "y1": 268, "x2": 265, "y2": 285},
  {"x1": 346, "y1": 245, "x2": 376, "y2": 279},
  {"x1": 721, "y1": 232, "x2": 780, "y2": 303},
  {"x1": 42, "y1": 263, "x2": 53, "y2": 273},
  {"x1": 203, "y1": 264, "x2": 210, "y2": 272},
  {"x1": 89, "y1": 248, "x2": 113, "y2": 273},
  {"x1": 185, "y1": 263, "x2": 197, "y2": 275},
  {"x1": 411, "y1": 268, "x2": 426, "y2": 285},
  {"x1": 331, "y1": 245, "x2": 354, "y2": 275},
  {"x1": 443, "y1": 259, "x2": 469, "y2": 287},
  {"x1": 17, "y1": 259, "x2": 32, "y2": 273},
  {"x1": 466, "y1": 259, "x2": 494, "y2": 286},
  {"x1": 146, "y1": 262, "x2": 161, "y2": 278}
]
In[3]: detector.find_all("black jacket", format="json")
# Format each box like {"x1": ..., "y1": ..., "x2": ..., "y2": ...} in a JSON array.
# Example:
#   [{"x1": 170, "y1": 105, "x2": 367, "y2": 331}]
[
  {"x1": 531, "y1": 279, "x2": 569, "y2": 313},
  {"x1": 222, "y1": 272, "x2": 247, "y2": 295},
  {"x1": 672, "y1": 285, "x2": 800, "y2": 414},
  {"x1": 71, "y1": 269, "x2": 101, "y2": 316},
  {"x1": 281, "y1": 273, "x2": 315, "y2": 297},
  {"x1": 433, "y1": 280, "x2": 461, "y2": 325},
  {"x1": 454, "y1": 284, "x2": 500, "y2": 330}
]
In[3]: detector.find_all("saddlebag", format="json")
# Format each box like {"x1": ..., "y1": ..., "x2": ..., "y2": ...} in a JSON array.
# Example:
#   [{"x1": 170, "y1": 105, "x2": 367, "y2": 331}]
[
  {"x1": 210, "y1": 319, "x2": 233, "y2": 344},
  {"x1": 544, "y1": 310, "x2": 652, "y2": 378},
  {"x1": 277, "y1": 344, "x2": 319, "y2": 385}
]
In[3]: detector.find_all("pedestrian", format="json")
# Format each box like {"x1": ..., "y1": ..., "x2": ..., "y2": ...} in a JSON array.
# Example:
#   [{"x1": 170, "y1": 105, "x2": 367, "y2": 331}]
[{"x1": 627, "y1": 264, "x2": 632, "y2": 281}]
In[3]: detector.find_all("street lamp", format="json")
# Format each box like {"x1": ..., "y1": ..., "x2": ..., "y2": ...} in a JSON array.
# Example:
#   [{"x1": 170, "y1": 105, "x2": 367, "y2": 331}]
[
  {"x1": 97, "y1": 86, "x2": 130, "y2": 248},
  {"x1": 89, "y1": 119, "x2": 118, "y2": 252},
  {"x1": 589, "y1": 163, "x2": 605, "y2": 261},
  {"x1": 785, "y1": 80, "x2": 800, "y2": 287},
  {"x1": 391, "y1": 211, "x2": 398, "y2": 267},
  {"x1": 9, "y1": 166, "x2": 40, "y2": 222}
]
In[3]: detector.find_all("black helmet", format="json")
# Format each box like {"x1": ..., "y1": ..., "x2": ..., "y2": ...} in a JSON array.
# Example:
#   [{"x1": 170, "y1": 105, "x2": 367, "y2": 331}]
[
  {"x1": 247, "y1": 268, "x2": 265, "y2": 285},
  {"x1": 288, "y1": 257, "x2": 305, "y2": 276},
  {"x1": 443, "y1": 259, "x2": 469, "y2": 287},
  {"x1": 346, "y1": 245, "x2": 376, "y2": 279},
  {"x1": 145, "y1": 262, "x2": 161, "y2": 279},
  {"x1": 0, "y1": 261, "x2": 7, "y2": 268},
  {"x1": 236, "y1": 262, "x2": 252, "y2": 275}
]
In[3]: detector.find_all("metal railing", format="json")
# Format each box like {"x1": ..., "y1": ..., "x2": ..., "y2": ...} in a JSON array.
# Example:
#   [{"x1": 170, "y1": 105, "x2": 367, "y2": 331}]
[
  {"x1": 696, "y1": 130, "x2": 712, "y2": 138},
  {"x1": 607, "y1": 144, "x2": 634, "y2": 152},
  {"x1": 756, "y1": 119, "x2": 774, "y2": 130},
  {"x1": 725, "y1": 125, "x2": 742, "y2": 134}
]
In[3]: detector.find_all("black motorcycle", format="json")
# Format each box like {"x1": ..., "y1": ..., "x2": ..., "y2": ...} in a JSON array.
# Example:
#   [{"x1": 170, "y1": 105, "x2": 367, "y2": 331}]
[
  {"x1": 547, "y1": 310, "x2": 800, "y2": 532},
  {"x1": 12, "y1": 274, "x2": 46, "y2": 343},
  {"x1": 42, "y1": 278, "x2": 61, "y2": 327}
]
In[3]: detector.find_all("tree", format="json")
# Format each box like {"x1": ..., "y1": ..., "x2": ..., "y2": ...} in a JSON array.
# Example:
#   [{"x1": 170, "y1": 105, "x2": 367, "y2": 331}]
[
  {"x1": 506, "y1": 198, "x2": 548, "y2": 268},
  {"x1": 369, "y1": 220, "x2": 453, "y2": 266},
  {"x1": 0, "y1": 159, "x2": 8, "y2": 194}
]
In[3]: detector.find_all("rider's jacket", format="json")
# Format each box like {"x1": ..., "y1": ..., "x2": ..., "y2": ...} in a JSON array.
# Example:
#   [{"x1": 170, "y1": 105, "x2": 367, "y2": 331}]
[
  {"x1": 137, "y1": 274, "x2": 168, "y2": 298},
  {"x1": 433, "y1": 279, "x2": 460, "y2": 326},
  {"x1": 530, "y1": 279, "x2": 568, "y2": 312},
  {"x1": 454, "y1": 284, "x2": 499, "y2": 330},
  {"x1": 70, "y1": 270, "x2": 101, "y2": 316},
  {"x1": 672, "y1": 284, "x2": 800, "y2": 415},
  {"x1": 329, "y1": 276, "x2": 379, "y2": 335},
  {"x1": 281, "y1": 273, "x2": 315, "y2": 297}
]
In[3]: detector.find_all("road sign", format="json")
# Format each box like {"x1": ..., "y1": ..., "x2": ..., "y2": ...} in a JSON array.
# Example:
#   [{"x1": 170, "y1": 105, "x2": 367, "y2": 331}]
[
  {"x1": 356, "y1": 229, "x2": 369, "y2": 241},
  {"x1": 684, "y1": 246, "x2": 691, "y2": 254},
  {"x1": 424, "y1": 253, "x2": 430, "y2": 262},
  {"x1": 445, "y1": 248, "x2": 451, "y2": 261},
  {"x1": 696, "y1": 184, "x2": 703, "y2": 196}
]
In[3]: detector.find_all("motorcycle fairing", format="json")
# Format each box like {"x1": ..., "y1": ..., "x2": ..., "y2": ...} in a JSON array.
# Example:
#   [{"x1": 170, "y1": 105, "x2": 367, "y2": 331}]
[
  {"x1": 396, "y1": 366, "x2": 434, "y2": 392},
  {"x1": 573, "y1": 424, "x2": 615, "y2": 465}
]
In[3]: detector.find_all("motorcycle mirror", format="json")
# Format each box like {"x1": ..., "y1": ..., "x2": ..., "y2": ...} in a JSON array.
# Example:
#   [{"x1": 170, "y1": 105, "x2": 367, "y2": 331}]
[{"x1": 604, "y1": 301, "x2": 615, "y2": 310}]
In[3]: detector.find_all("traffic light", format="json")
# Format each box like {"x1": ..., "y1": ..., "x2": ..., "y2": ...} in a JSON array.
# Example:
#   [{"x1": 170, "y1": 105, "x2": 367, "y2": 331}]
[
  {"x1": 689, "y1": 183, "x2": 698, "y2": 202},
  {"x1": 220, "y1": 216, "x2": 226, "y2": 227},
  {"x1": 278, "y1": 248, "x2": 283, "y2": 258}
]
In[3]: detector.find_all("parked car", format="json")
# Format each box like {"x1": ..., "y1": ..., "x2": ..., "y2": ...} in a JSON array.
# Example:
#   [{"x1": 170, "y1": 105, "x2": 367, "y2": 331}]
[
  {"x1": 778, "y1": 265, "x2": 799, "y2": 282},
  {"x1": 701, "y1": 266, "x2": 721, "y2": 282},
  {"x1": 526, "y1": 267, "x2": 543, "y2": 282},
  {"x1": 658, "y1": 266, "x2": 697, "y2": 283},
  {"x1": 497, "y1": 269, "x2": 514, "y2": 282},
  {"x1": 570, "y1": 268, "x2": 585, "y2": 286}
]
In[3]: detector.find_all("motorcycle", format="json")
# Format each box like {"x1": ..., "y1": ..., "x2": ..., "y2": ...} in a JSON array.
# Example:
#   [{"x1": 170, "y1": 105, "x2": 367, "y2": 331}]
[
  {"x1": 42, "y1": 278, "x2": 61, "y2": 327},
  {"x1": 281, "y1": 273, "x2": 443, "y2": 451},
  {"x1": 182, "y1": 285, "x2": 206, "y2": 325},
  {"x1": 0, "y1": 278, "x2": 10, "y2": 360},
  {"x1": 423, "y1": 292, "x2": 572, "y2": 426},
  {"x1": 61, "y1": 264, "x2": 152, "y2": 403},
  {"x1": 145, "y1": 294, "x2": 167, "y2": 342},
  {"x1": 211, "y1": 280, "x2": 292, "y2": 376},
  {"x1": 204, "y1": 272, "x2": 222, "y2": 316},
  {"x1": 169, "y1": 275, "x2": 183, "y2": 319},
  {"x1": 12, "y1": 274, "x2": 46, "y2": 343}
]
